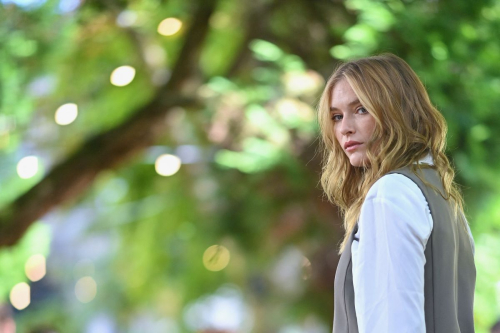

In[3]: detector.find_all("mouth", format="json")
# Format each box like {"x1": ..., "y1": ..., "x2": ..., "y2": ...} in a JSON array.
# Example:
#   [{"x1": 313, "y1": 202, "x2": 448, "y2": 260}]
[{"x1": 345, "y1": 143, "x2": 362, "y2": 152}]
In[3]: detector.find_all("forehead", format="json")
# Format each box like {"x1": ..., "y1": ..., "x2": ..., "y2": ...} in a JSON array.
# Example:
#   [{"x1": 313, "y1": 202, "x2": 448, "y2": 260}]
[{"x1": 330, "y1": 79, "x2": 359, "y2": 110}]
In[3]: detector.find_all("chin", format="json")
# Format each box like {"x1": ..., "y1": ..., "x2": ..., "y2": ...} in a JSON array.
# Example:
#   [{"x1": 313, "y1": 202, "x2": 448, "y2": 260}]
[
  {"x1": 348, "y1": 155, "x2": 369, "y2": 168},
  {"x1": 349, "y1": 160, "x2": 363, "y2": 167}
]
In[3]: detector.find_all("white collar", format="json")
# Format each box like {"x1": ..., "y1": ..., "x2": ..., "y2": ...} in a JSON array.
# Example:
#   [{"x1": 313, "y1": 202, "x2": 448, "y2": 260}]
[{"x1": 416, "y1": 152, "x2": 434, "y2": 165}]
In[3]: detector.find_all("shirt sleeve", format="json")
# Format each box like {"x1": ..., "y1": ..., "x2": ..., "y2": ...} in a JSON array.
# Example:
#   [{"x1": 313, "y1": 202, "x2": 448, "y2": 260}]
[{"x1": 351, "y1": 174, "x2": 433, "y2": 333}]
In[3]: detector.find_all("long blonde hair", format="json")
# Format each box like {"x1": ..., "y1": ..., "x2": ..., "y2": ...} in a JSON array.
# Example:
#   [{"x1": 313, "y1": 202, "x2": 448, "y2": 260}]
[{"x1": 317, "y1": 53, "x2": 465, "y2": 254}]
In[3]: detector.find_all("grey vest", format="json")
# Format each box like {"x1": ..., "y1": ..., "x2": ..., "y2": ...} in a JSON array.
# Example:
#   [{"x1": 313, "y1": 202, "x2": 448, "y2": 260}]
[{"x1": 332, "y1": 166, "x2": 476, "y2": 332}]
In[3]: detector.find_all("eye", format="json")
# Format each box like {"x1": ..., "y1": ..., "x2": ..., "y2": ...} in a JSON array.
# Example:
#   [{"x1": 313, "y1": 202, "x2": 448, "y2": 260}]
[
  {"x1": 356, "y1": 107, "x2": 368, "y2": 114},
  {"x1": 331, "y1": 114, "x2": 342, "y2": 122}
]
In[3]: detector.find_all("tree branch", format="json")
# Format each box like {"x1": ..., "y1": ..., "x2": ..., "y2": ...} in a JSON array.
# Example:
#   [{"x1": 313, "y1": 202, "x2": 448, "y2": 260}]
[{"x1": 0, "y1": 0, "x2": 218, "y2": 247}]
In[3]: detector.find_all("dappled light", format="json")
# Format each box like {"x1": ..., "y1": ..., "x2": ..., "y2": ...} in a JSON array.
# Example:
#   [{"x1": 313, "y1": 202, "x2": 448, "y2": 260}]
[
  {"x1": 16, "y1": 156, "x2": 38, "y2": 179},
  {"x1": 157, "y1": 18, "x2": 182, "y2": 36},
  {"x1": 116, "y1": 10, "x2": 138, "y2": 28},
  {"x1": 155, "y1": 154, "x2": 182, "y2": 176},
  {"x1": 75, "y1": 276, "x2": 97, "y2": 303},
  {"x1": 0, "y1": 0, "x2": 499, "y2": 331},
  {"x1": 282, "y1": 70, "x2": 324, "y2": 96},
  {"x1": 10, "y1": 283, "x2": 30, "y2": 310},
  {"x1": 110, "y1": 66, "x2": 136, "y2": 87},
  {"x1": 203, "y1": 245, "x2": 230, "y2": 272},
  {"x1": 55, "y1": 103, "x2": 78, "y2": 125},
  {"x1": 25, "y1": 254, "x2": 46, "y2": 282}
]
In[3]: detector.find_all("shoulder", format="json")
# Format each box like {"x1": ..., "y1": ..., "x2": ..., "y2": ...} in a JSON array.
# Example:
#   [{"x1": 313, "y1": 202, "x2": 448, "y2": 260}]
[
  {"x1": 365, "y1": 173, "x2": 426, "y2": 204},
  {"x1": 360, "y1": 173, "x2": 433, "y2": 245}
]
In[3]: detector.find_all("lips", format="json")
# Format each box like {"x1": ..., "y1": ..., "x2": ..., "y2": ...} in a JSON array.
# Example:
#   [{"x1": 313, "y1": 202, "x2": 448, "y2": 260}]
[
  {"x1": 344, "y1": 141, "x2": 362, "y2": 150},
  {"x1": 344, "y1": 141, "x2": 361, "y2": 149}
]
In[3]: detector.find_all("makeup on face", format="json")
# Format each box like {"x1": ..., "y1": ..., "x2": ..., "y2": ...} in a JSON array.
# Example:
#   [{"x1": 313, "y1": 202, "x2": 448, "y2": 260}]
[{"x1": 330, "y1": 79, "x2": 376, "y2": 167}]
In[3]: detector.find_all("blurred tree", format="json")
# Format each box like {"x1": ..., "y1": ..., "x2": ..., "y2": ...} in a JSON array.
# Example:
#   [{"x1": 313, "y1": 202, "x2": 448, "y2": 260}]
[{"x1": 1, "y1": 0, "x2": 500, "y2": 332}]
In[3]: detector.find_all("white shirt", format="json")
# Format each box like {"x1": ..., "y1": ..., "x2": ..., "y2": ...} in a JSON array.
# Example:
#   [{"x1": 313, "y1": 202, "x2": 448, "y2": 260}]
[{"x1": 351, "y1": 155, "x2": 475, "y2": 333}]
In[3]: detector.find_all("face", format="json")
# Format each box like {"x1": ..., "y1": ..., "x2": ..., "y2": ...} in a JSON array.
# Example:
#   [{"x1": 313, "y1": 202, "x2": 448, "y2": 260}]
[{"x1": 330, "y1": 79, "x2": 376, "y2": 167}]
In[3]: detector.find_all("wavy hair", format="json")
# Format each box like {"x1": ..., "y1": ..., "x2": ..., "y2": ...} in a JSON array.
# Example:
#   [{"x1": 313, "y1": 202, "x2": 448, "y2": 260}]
[{"x1": 317, "y1": 53, "x2": 465, "y2": 254}]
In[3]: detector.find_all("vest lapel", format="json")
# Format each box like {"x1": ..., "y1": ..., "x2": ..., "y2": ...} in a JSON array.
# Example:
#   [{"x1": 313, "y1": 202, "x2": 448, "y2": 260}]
[{"x1": 332, "y1": 223, "x2": 359, "y2": 333}]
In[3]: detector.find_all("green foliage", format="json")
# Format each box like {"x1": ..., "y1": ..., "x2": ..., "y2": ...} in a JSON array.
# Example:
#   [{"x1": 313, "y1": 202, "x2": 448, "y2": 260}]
[
  {"x1": 0, "y1": 222, "x2": 51, "y2": 299},
  {"x1": 1, "y1": 0, "x2": 500, "y2": 331}
]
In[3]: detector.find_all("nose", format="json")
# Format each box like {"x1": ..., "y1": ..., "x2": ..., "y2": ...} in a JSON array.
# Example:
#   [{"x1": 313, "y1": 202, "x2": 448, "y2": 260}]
[{"x1": 338, "y1": 114, "x2": 355, "y2": 136}]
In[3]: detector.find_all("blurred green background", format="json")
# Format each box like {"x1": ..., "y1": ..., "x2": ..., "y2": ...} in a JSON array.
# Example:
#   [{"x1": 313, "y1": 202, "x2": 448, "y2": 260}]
[{"x1": 1, "y1": 0, "x2": 500, "y2": 332}]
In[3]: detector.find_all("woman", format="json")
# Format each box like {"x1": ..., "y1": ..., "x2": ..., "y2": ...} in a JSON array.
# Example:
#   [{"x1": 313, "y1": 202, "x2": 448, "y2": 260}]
[{"x1": 317, "y1": 54, "x2": 476, "y2": 333}]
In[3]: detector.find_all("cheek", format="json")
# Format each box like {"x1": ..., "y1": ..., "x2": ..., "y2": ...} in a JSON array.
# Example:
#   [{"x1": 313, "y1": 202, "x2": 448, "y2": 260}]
[
  {"x1": 362, "y1": 117, "x2": 377, "y2": 137},
  {"x1": 333, "y1": 126, "x2": 342, "y2": 144}
]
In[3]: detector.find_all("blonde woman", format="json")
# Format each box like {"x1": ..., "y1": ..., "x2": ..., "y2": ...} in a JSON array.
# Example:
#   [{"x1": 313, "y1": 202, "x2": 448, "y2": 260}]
[{"x1": 317, "y1": 54, "x2": 476, "y2": 333}]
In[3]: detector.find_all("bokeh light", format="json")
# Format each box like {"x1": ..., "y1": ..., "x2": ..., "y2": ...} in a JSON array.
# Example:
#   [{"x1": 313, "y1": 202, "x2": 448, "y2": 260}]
[
  {"x1": 157, "y1": 18, "x2": 182, "y2": 36},
  {"x1": 116, "y1": 10, "x2": 137, "y2": 27},
  {"x1": 10, "y1": 282, "x2": 30, "y2": 310},
  {"x1": 75, "y1": 276, "x2": 97, "y2": 303},
  {"x1": 17, "y1": 156, "x2": 39, "y2": 179},
  {"x1": 282, "y1": 70, "x2": 324, "y2": 96},
  {"x1": 155, "y1": 154, "x2": 181, "y2": 176},
  {"x1": 110, "y1": 66, "x2": 136, "y2": 87},
  {"x1": 203, "y1": 245, "x2": 230, "y2": 271},
  {"x1": 144, "y1": 44, "x2": 166, "y2": 67},
  {"x1": 55, "y1": 103, "x2": 78, "y2": 125},
  {"x1": 25, "y1": 254, "x2": 46, "y2": 282},
  {"x1": 183, "y1": 285, "x2": 252, "y2": 332}
]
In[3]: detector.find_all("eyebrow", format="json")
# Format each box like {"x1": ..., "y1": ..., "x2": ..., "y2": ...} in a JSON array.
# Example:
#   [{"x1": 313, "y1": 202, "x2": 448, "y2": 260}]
[{"x1": 330, "y1": 98, "x2": 361, "y2": 112}]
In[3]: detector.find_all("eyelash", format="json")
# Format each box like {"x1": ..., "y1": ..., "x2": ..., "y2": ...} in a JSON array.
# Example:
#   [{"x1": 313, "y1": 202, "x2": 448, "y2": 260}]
[{"x1": 331, "y1": 107, "x2": 368, "y2": 122}]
